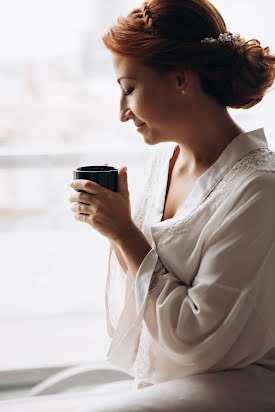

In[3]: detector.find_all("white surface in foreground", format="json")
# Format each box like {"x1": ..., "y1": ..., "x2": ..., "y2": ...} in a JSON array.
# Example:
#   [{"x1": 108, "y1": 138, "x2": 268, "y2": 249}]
[{"x1": 0, "y1": 313, "x2": 110, "y2": 371}]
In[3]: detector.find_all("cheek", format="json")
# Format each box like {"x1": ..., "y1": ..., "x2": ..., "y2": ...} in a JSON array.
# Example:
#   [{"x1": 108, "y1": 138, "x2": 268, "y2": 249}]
[
  {"x1": 138, "y1": 89, "x2": 164, "y2": 113},
  {"x1": 134, "y1": 88, "x2": 177, "y2": 124},
  {"x1": 132, "y1": 92, "x2": 152, "y2": 117},
  {"x1": 151, "y1": 91, "x2": 177, "y2": 122}
]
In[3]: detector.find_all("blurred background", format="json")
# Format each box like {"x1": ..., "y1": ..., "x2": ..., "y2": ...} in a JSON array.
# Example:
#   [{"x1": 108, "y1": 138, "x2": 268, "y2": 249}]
[{"x1": 0, "y1": 0, "x2": 274, "y2": 399}]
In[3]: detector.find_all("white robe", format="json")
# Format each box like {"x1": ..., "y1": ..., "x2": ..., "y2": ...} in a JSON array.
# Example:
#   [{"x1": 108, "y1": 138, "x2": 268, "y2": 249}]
[
  {"x1": 2, "y1": 128, "x2": 275, "y2": 411},
  {"x1": 105, "y1": 127, "x2": 275, "y2": 397}
]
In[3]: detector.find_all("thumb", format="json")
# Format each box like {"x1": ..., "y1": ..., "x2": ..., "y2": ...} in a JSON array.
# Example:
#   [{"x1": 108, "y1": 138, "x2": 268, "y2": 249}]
[
  {"x1": 118, "y1": 166, "x2": 127, "y2": 175},
  {"x1": 117, "y1": 166, "x2": 129, "y2": 194}
]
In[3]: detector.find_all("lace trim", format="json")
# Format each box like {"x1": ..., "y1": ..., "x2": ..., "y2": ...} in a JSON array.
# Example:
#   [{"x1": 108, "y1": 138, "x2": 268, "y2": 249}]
[
  {"x1": 128, "y1": 259, "x2": 168, "y2": 381},
  {"x1": 121, "y1": 145, "x2": 275, "y2": 383},
  {"x1": 158, "y1": 147, "x2": 275, "y2": 245},
  {"x1": 133, "y1": 146, "x2": 172, "y2": 231},
  {"x1": 129, "y1": 319, "x2": 155, "y2": 381},
  {"x1": 148, "y1": 258, "x2": 168, "y2": 294}
]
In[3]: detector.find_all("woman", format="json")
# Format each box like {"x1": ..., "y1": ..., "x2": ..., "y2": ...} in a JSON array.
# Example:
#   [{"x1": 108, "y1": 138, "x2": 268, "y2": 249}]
[{"x1": 72, "y1": 0, "x2": 275, "y2": 410}]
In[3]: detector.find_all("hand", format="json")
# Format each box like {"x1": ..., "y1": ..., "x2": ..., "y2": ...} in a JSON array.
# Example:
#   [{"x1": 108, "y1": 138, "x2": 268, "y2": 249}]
[{"x1": 68, "y1": 163, "x2": 135, "y2": 244}]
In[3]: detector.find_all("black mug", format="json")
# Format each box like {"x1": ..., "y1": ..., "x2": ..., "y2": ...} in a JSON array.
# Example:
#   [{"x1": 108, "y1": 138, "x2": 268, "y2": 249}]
[{"x1": 73, "y1": 166, "x2": 118, "y2": 192}]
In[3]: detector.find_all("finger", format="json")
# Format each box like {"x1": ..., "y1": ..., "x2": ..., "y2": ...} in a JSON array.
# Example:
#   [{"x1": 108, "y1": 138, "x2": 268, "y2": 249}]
[
  {"x1": 69, "y1": 191, "x2": 91, "y2": 204},
  {"x1": 71, "y1": 203, "x2": 92, "y2": 214},
  {"x1": 74, "y1": 213, "x2": 90, "y2": 222},
  {"x1": 104, "y1": 162, "x2": 108, "y2": 166},
  {"x1": 70, "y1": 179, "x2": 101, "y2": 194}
]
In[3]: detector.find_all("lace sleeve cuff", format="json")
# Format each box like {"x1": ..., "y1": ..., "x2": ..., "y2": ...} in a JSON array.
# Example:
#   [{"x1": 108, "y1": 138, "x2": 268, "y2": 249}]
[
  {"x1": 148, "y1": 258, "x2": 168, "y2": 294},
  {"x1": 134, "y1": 247, "x2": 168, "y2": 318}
]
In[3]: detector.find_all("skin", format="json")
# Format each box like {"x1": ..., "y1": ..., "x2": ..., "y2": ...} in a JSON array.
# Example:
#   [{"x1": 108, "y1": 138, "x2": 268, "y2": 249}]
[
  {"x1": 68, "y1": 54, "x2": 247, "y2": 278},
  {"x1": 112, "y1": 54, "x2": 245, "y2": 177}
]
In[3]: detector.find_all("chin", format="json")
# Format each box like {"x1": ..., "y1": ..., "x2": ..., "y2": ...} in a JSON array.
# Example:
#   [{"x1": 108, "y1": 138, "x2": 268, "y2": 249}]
[{"x1": 142, "y1": 134, "x2": 161, "y2": 146}]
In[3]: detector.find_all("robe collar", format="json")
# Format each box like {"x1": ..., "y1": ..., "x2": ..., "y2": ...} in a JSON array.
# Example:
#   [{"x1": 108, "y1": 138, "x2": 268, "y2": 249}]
[{"x1": 150, "y1": 127, "x2": 269, "y2": 243}]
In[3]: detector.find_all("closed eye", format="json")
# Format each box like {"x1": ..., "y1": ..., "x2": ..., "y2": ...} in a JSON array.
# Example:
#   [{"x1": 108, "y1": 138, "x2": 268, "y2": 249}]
[{"x1": 124, "y1": 88, "x2": 134, "y2": 96}]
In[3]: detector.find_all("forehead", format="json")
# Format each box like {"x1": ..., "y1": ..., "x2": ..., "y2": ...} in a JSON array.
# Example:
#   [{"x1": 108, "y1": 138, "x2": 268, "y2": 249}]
[
  {"x1": 111, "y1": 54, "x2": 170, "y2": 84},
  {"x1": 112, "y1": 55, "x2": 159, "y2": 83},
  {"x1": 112, "y1": 55, "x2": 141, "y2": 75}
]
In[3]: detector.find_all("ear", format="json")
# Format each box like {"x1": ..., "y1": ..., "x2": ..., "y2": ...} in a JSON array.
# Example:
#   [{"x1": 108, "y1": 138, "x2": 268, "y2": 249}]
[
  {"x1": 175, "y1": 71, "x2": 189, "y2": 94},
  {"x1": 176, "y1": 70, "x2": 195, "y2": 94},
  {"x1": 177, "y1": 73, "x2": 185, "y2": 87}
]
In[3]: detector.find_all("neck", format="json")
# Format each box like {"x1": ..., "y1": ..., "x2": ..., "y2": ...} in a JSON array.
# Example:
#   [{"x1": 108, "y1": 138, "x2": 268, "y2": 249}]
[{"x1": 175, "y1": 109, "x2": 245, "y2": 176}]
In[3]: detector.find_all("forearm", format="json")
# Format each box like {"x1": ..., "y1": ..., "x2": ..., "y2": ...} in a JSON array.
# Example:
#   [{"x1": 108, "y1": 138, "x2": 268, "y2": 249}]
[
  {"x1": 110, "y1": 241, "x2": 128, "y2": 274},
  {"x1": 114, "y1": 225, "x2": 152, "y2": 280}
]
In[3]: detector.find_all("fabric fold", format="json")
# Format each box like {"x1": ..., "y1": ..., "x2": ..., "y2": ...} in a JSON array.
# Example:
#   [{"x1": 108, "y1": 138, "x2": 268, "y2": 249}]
[{"x1": 104, "y1": 127, "x2": 275, "y2": 389}]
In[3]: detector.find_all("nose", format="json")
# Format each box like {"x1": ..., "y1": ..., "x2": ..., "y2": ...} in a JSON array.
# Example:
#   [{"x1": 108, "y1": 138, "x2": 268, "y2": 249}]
[{"x1": 120, "y1": 104, "x2": 133, "y2": 123}]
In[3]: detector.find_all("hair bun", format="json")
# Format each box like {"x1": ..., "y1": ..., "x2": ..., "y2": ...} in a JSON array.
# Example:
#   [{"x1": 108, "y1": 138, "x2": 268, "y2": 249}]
[
  {"x1": 102, "y1": 0, "x2": 275, "y2": 109},
  {"x1": 220, "y1": 37, "x2": 275, "y2": 108}
]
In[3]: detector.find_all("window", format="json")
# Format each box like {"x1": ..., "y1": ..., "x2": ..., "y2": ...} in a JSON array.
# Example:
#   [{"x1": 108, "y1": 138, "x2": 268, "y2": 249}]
[
  {"x1": 0, "y1": 0, "x2": 274, "y2": 394},
  {"x1": 0, "y1": 0, "x2": 150, "y2": 389}
]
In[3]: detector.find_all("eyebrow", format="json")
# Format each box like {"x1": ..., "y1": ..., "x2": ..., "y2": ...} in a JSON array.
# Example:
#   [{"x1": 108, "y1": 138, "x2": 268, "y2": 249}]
[{"x1": 117, "y1": 76, "x2": 136, "y2": 84}]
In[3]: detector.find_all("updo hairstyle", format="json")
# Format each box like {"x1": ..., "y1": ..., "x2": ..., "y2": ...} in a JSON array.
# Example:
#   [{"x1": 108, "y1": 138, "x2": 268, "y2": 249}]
[{"x1": 102, "y1": 0, "x2": 275, "y2": 109}]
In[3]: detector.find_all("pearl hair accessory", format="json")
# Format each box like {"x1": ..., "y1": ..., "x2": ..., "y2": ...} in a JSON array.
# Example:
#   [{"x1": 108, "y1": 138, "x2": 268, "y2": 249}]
[
  {"x1": 201, "y1": 33, "x2": 239, "y2": 43},
  {"x1": 140, "y1": 2, "x2": 239, "y2": 45}
]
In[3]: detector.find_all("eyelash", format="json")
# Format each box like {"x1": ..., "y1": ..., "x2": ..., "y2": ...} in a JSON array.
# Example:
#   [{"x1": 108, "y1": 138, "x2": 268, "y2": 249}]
[{"x1": 124, "y1": 88, "x2": 134, "y2": 96}]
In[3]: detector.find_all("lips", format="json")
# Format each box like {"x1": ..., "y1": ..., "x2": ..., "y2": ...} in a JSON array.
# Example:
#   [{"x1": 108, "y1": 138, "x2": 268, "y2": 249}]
[
  {"x1": 136, "y1": 123, "x2": 146, "y2": 127},
  {"x1": 137, "y1": 123, "x2": 146, "y2": 132}
]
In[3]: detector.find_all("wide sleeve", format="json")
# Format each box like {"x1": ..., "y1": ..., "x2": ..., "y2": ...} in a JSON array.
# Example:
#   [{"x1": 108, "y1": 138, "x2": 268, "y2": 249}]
[
  {"x1": 104, "y1": 146, "x2": 162, "y2": 340},
  {"x1": 134, "y1": 170, "x2": 275, "y2": 374}
]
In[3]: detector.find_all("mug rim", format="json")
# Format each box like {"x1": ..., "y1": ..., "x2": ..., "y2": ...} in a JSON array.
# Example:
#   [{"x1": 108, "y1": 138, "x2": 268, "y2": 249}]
[{"x1": 73, "y1": 166, "x2": 117, "y2": 172}]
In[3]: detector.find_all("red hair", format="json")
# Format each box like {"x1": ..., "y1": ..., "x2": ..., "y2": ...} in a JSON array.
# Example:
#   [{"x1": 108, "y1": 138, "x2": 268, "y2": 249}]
[{"x1": 102, "y1": 0, "x2": 275, "y2": 109}]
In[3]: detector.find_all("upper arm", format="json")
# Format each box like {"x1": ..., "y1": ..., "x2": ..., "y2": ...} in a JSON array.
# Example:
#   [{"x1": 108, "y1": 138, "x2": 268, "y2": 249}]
[
  {"x1": 140, "y1": 170, "x2": 275, "y2": 372},
  {"x1": 196, "y1": 170, "x2": 275, "y2": 291}
]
